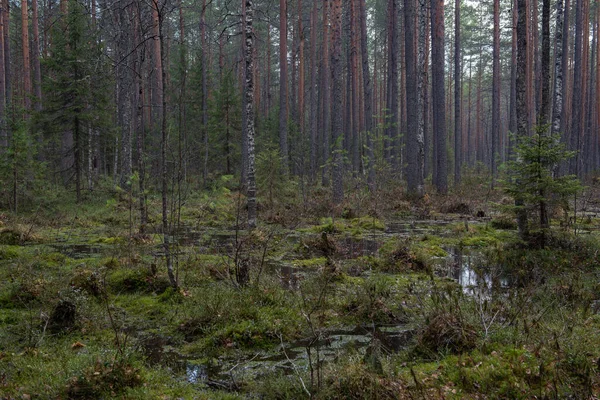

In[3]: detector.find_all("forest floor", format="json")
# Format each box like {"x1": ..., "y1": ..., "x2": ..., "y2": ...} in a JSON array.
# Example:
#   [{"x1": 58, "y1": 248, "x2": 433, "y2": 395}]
[{"x1": 2, "y1": 178, "x2": 600, "y2": 399}]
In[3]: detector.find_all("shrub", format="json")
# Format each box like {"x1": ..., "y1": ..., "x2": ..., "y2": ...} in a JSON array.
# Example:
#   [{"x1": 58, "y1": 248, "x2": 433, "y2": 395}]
[{"x1": 66, "y1": 359, "x2": 142, "y2": 399}]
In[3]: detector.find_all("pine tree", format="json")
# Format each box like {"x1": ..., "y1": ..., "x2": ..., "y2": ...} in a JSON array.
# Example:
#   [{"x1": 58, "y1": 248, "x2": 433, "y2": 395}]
[{"x1": 39, "y1": 0, "x2": 111, "y2": 202}]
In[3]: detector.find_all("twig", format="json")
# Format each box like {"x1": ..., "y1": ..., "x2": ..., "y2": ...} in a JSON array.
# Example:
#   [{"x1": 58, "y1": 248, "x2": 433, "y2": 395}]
[{"x1": 279, "y1": 334, "x2": 312, "y2": 398}]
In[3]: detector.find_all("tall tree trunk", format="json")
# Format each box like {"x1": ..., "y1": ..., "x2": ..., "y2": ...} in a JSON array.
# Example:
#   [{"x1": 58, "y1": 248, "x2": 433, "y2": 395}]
[
  {"x1": 152, "y1": 1, "x2": 163, "y2": 125},
  {"x1": 298, "y1": 0, "x2": 305, "y2": 168},
  {"x1": 399, "y1": 3, "x2": 406, "y2": 176},
  {"x1": 526, "y1": 0, "x2": 534, "y2": 134},
  {"x1": 405, "y1": 0, "x2": 420, "y2": 194},
  {"x1": 241, "y1": 0, "x2": 248, "y2": 185},
  {"x1": 423, "y1": 3, "x2": 430, "y2": 177},
  {"x1": 491, "y1": 0, "x2": 500, "y2": 183},
  {"x1": 134, "y1": 9, "x2": 147, "y2": 233},
  {"x1": 201, "y1": 0, "x2": 209, "y2": 184},
  {"x1": 509, "y1": 0, "x2": 517, "y2": 158},
  {"x1": 351, "y1": 0, "x2": 359, "y2": 175},
  {"x1": 538, "y1": 0, "x2": 550, "y2": 125},
  {"x1": 454, "y1": 0, "x2": 462, "y2": 184},
  {"x1": 322, "y1": 0, "x2": 331, "y2": 186},
  {"x1": 3, "y1": 0, "x2": 9, "y2": 111},
  {"x1": 359, "y1": 0, "x2": 374, "y2": 188},
  {"x1": 595, "y1": 0, "x2": 600, "y2": 171},
  {"x1": 310, "y1": 0, "x2": 317, "y2": 181},
  {"x1": 154, "y1": 0, "x2": 176, "y2": 288},
  {"x1": 431, "y1": 0, "x2": 447, "y2": 194},
  {"x1": 570, "y1": 0, "x2": 584, "y2": 176},
  {"x1": 516, "y1": 0, "x2": 529, "y2": 239},
  {"x1": 580, "y1": 0, "x2": 590, "y2": 175},
  {"x1": 551, "y1": 0, "x2": 564, "y2": 137},
  {"x1": 467, "y1": 59, "x2": 473, "y2": 165},
  {"x1": 279, "y1": 0, "x2": 289, "y2": 172},
  {"x1": 21, "y1": 0, "x2": 31, "y2": 114},
  {"x1": 559, "y1": 0, "x2": 570, "y2": 173},
  {"x1": 245, "y1": 0, "x2": 257, "y2": 228},
  {"x1": 0, "y1": 0, "x2": 6, "y2": 152},
  {"x1": 385, "y1": 0, "x2": 398, "y2": 169},
  {"x1": 31, "y1": 0, "x2": 41, "y2": 111},
  {"x1": 331, "y1": 0, "x2": 344, "y2": 204}
]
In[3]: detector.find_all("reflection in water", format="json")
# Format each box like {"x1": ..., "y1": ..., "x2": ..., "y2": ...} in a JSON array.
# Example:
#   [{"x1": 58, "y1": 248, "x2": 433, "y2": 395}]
[
  {"x1": 185, "y1": 324, "x2": 414, "y2": 385},
  {"x1": 51, "y1": 244, "x2": 102, "y2": 259},
  {"x1": 187, "y1": 364, "x2": 209, "y2": 383},
  {"x1": 448, "y1": 248, "x2": 509, "y2": 298}
]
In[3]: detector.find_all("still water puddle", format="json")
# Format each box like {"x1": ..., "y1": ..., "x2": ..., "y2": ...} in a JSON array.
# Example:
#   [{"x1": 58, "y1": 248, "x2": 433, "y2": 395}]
[
  {"x1": 185, "y1": 324, "x2": 415, "y2": 385},
  {"x1": 440, "y1": 247, "x2": 510, "y2": 298}
]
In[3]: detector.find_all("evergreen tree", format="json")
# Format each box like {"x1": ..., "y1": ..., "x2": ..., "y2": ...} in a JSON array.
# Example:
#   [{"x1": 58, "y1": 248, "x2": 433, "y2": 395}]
[
  {"x1": 208, "y1": 69, "x2": 241, "y2": 177},
  {"x1": 37, "y1": 0, "x2": 112, "y2": 202},
  {"x1": 505, "y1": 128, "x2": 581, "y2": 246}
]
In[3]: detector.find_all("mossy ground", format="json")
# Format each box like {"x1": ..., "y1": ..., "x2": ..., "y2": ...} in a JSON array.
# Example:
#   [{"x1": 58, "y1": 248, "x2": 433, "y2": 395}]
[{"x1": 1, "y1": 182, "x2": 600, "y2": 399}]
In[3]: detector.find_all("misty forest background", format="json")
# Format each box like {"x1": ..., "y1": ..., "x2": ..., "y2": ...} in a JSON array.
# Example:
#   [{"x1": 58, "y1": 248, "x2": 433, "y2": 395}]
[{"x1": 0, "y1": 0, "x2": 595, "y2": 213}]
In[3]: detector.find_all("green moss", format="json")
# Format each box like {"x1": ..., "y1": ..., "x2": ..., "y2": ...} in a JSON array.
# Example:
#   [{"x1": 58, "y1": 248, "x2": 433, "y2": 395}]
[
  {"x1": 349, "y1": 217, "x2": 385, "y2": 231},
  {"x1": 291, "y1": 257, "x2": 327, "y2": 268},
  {"x1": 107, "y1": 268, "x2": 170, "y2": 294},
  {"x1": 305, "y1": 217, "x2": 385, "y2": 236},
  {"x1": 91, "y1": 236, "x2": 125, "y2": 244},
  {"x1": 41, "y1": 251, "x2": 68, "y2": 266},
  {"x1": 0, "y1": 245, "x2": 21, "y2": 260}
]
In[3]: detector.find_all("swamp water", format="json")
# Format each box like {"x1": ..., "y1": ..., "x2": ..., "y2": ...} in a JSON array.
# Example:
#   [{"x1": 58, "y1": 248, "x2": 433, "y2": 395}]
[{"x1": 44, "y1": 220, "x2": 508, "y2": 388}]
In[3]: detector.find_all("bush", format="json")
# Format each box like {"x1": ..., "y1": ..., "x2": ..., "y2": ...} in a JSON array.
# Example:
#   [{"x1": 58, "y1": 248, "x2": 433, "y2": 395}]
[
  {"x1": 417, "y1": 310, "x2": 479, "y2": 355},
  {"x1": 66, "y1": 359, "x2": 142, "y2": 399}
]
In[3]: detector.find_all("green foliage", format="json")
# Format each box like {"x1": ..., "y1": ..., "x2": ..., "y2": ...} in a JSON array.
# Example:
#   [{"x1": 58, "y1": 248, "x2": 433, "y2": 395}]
[
  {"x1": 66, "y1": 358, "x2": 143, "y2": 398},
  {"x1": 504, "y1": 129, "x2": 582, "y2": 234},
  {"x1": 36, "y1": 0, "x2": 113, "y2": 196},
  {"x1": 0, "y1": 121, "x2": 46, "y2": 211},
  {"x1": 208, "y1": 69, "x2": 241, "y2": 175}
]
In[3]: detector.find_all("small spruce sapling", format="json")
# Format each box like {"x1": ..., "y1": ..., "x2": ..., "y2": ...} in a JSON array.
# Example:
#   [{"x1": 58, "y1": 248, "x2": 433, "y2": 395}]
[{"x1": 504, "y1": 126, "x2": 581, "y2": 246}]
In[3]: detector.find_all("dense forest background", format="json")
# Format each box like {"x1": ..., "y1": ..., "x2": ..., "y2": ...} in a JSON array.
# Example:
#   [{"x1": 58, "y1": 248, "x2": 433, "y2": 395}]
[
  {"x1": 0, "y1": 0, "x2": 595, "y2": 213},
  {"x1": 5, "y1": 1, "x2": 600, "y2": 398}
]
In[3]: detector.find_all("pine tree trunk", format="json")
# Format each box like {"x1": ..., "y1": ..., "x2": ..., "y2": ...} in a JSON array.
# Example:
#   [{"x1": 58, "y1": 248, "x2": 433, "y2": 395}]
[
  {"x1": 298, "y1": 0, "x2": 305, "y2": 168},
  {"x1": 559, "y1": 0, "x2": 570, "y2": 173},
  {"x1": 310, "y1": 0, "x2": 318, "y2": 181},
  {"x1": 3, "y1": 0, "x2": 9, "y2": 110},
  {"x1": 154, "y1": 0, "x2": 176, "y2": 288},
  {"x1": 245, "y1": 0, "x2": 257, "y2": 228},
  {"x1": 279, "y1": 0, "x2": 289, "y2": 173},
  {"x1": 539, "y1": 0, "x2": 550, "y2": 125},
  {"x1": 359, "y1": 0, "x2": 374, "y2": 188},
  {"x1": 331, "y1": 0, "x2": 344, "y2": 204},
  {"x1": 551, "y1": 0, "x2": 564, "y2": 137},
  {"x1": 31, "y1": 0, "x2": 41, "y2": 111},
  {"x1": 422, "y1": 3, "x2": 430, "y2": 177},
  {"x1": 0, "y1": 0, "x2": 6, "y2": 152},
  {"x1": 431, "y1": 0, "x2": 447, "y2": 194},
  {"x1": 134, "y1": 13, "x2": 147, "y2": 233},
  {"x1": 351, "y1": 0, "x2": 359, "y2": 175},
  {"x1": 21, "y1": 0, "x2": 31, "y2": 114},
  {"x1": 321, "y1": 0, "x2": 331, "y2": 186},
  {"x1": 596, "y1": 0, "x2": 600, "y2": 171},
  {"x1": 152, "y1": 2, "x2": 163, "y2": 125},
  {"x1": 201, "y1": 0, "x2": 209, "y2": 184},
  {"x1": 405, "y1": 0, "x2": 419, "y2": 194},
  {"x1": 385, "y1": 0, "x2": 398, "y2": 169},
  {"x1": 467, "y1": 60, "x2": 473, "y2": 165},
  {"x1": 569, "y1": 0, "x2": 583, "y2": 176},
  {"x1": 516, "y1": 0, "x2": 529, "y2": 239},
  {"x1": 509, "y1": 0, "x2": 517, "y2": 158},
  {"x1": 454, "y1": 0, "x2": 462, "y2": 184},
  {"x1": 491, "y1": 0, "x2": 500, "y2": 182}
]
